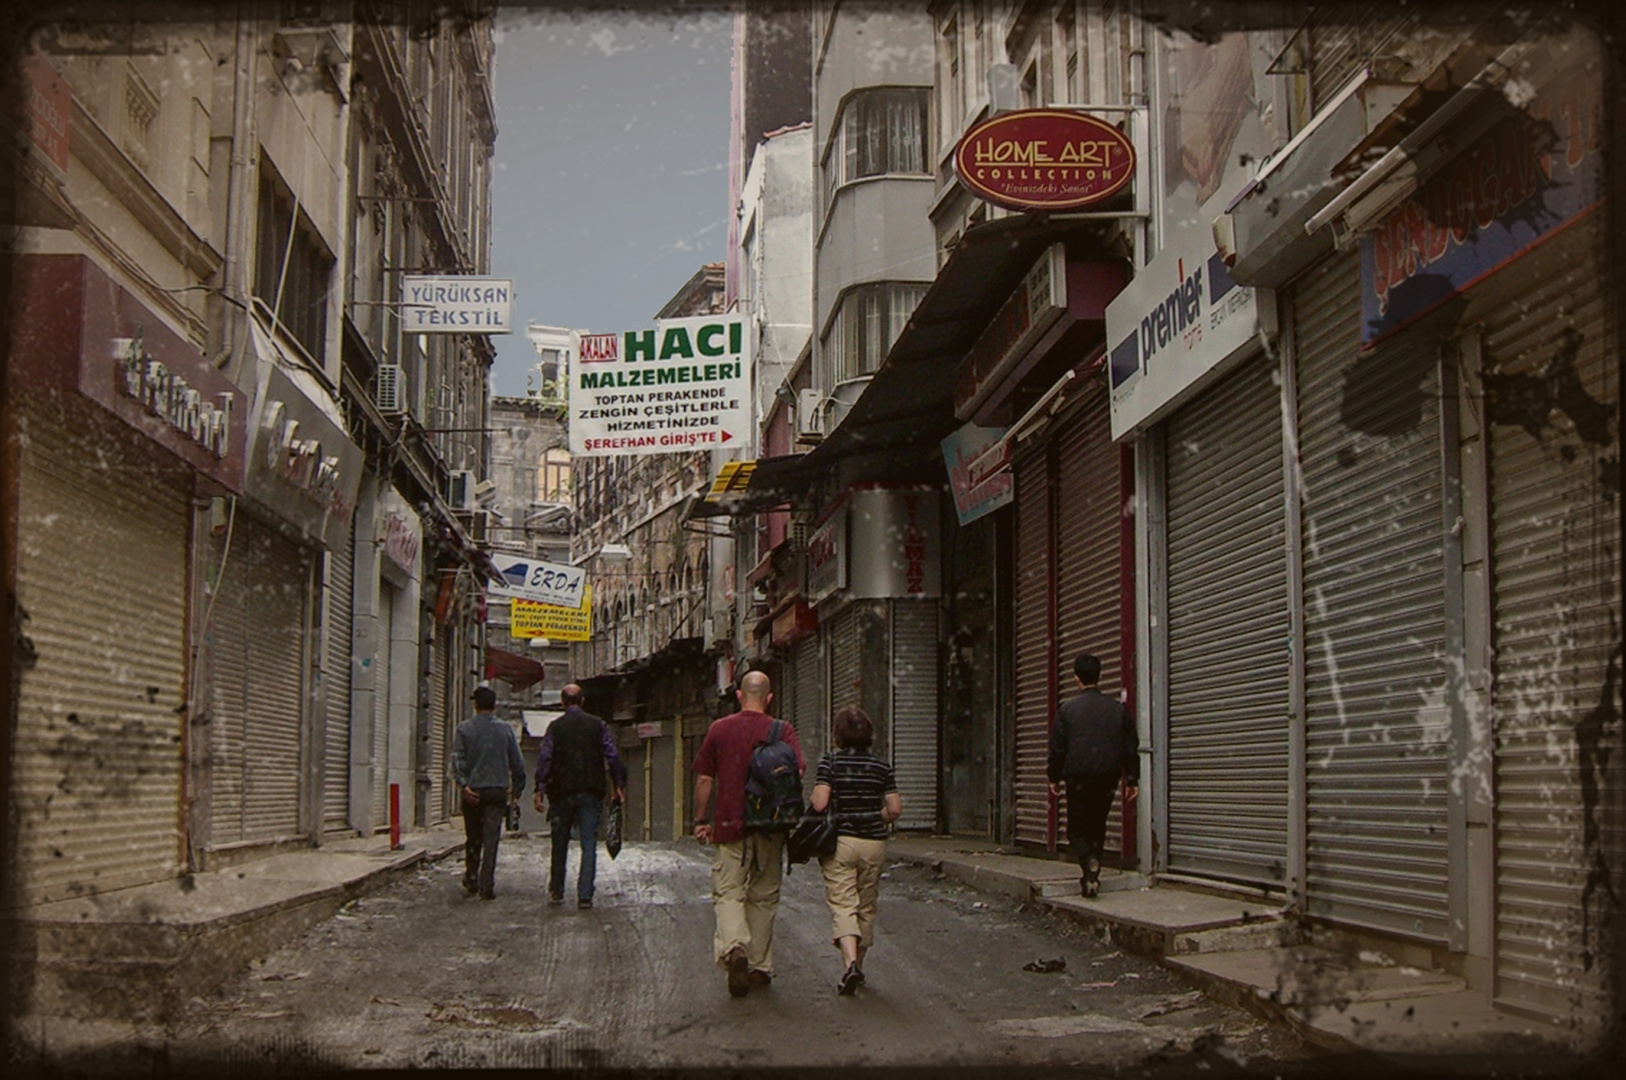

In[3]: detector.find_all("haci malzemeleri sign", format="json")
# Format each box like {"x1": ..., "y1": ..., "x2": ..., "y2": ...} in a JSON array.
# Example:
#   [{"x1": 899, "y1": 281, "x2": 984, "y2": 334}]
[
  {"x1": 954, "y1": 109, "x2": 1135, "y2": 212},
  {"x1": 570, "y1": 315, "x2": 750, "y2": 457}
]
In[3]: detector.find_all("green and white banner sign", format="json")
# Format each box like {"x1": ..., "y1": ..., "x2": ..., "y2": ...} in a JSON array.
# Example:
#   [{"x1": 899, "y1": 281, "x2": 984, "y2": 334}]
[{"x1": 570, "y1": 315, "x2": 751, "y2": 457}]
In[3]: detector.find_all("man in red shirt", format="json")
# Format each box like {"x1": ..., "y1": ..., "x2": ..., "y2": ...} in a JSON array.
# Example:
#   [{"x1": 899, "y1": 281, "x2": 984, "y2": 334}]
[{"x1": 692, "y1": 670, "x2": 804, "y2": 997}]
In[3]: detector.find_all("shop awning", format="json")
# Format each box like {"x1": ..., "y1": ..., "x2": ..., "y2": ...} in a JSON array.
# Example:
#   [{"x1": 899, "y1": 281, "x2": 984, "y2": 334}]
[
  {"x1": 693, "y1": 215, "x2": 1101, "y2": 517},
  {"x1": 484, "y1": 646, "x2": 546, "y2": 691}
]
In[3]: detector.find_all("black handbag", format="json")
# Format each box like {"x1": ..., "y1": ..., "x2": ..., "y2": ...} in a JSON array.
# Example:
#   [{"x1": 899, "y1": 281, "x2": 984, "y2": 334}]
[{"x1": 786, "y1": 810, "x2": 837, "y2": 865}]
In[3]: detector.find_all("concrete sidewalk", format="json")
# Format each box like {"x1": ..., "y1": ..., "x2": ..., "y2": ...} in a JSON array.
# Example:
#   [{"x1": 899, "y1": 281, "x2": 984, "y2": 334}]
[
  {"x1": 5, "y1": 825, "x2": 465, "y2": 1031},
  {"x1": 886, "y1": 835, "x2": 1586, "y2": 1070}
]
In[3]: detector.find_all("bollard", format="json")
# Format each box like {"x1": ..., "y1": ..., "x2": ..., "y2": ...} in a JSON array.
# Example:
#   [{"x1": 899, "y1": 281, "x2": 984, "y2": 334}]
[{"x1": 390, "y1": 782, "x2": 401, "y2": 850}]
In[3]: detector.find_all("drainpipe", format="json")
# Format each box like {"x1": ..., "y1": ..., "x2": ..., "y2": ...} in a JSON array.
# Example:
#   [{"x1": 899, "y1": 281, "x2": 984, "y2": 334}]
[{"x1": 220, "y1": 6, "x2": 259, "y2": 383}]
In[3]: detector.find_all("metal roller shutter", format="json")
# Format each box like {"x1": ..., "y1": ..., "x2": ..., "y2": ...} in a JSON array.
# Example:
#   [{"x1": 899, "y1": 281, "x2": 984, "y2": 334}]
[
  {"x1": 1484, "y1": 237, "x2": 1619, "y2": 1021},
  {"x1": 427, "y1": 622, "x2": 448, "y2": 825},
  {"x1": 1296, "y1": 249, "x2": 1450, "y2": 940},
  {"x1": 1014, "y1": 450, "x2": 1054, "y2": 849},
  {"x1": 12, "y1": 396, "x2": 189, "y2": 905},
  {"x1": 371, "y1": 582, "x2": 395, "y2": 832},
  {"x1": 828, "y1": 603, "x2": 863, "y2": 717},
  {"x1": 793, "y1": 635, "x2": 826, "y2": 797},
  {"x1": 322, "y1": 520, "x2": 355, "y2": 834},
  {"x1": 1053, "y1": 386, "x2": 1125, "y2": 859},
  {"x1": 213, "y1": 517, "x2": 310, "y2": 845},
  {"x1": 890, "y1": 600, "x2": 939, "y2": 830},
  {"x1": 1164, "y1": 352, "x2": 1290, "y2": 885}
]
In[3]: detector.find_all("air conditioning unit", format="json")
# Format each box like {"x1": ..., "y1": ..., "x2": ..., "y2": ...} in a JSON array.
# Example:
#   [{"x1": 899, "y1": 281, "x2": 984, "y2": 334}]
[
  {"x1": 448, "y1": 469, "x2": 476, "y2": 510},
  {"x1": 788, "y1": 514, "x2": 812, "y2": 550},
  {"x1": 375, "y1": 363, "x2": 404, "y2": 413},
  {"x1": 795, "y1": 388, "x2": 824, "y2": 441},
  {"x1": 466, "y1": 509, "x2": 491, "y2": 544}
]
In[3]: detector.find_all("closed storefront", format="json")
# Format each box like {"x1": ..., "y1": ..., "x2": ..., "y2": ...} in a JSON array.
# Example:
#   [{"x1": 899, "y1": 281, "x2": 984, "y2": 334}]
[
  {"x1": 12, "y1": 395, "x2": 193, "y2": 904},
  {"x1": 1163, "y1": 352, "x2": 1289, "y2": 886},
  {"x1": 1051, "y1": 386, "x2": 1127, "y2": 860},
  {"x1": 1011, "y1": 378, "x2": 1127, "y2": 856},
  {"x1": 1012, "y1": 449, "x2": 1054, "y2": 850},
  {"x1": 321, "y1": 520, "x2": 356, "y2": 835},
  {"x1": 208, "y1": 514, "x2": 314, "y2": 848},
  {"x1": 426, "y1": 622, "x2": 449, "y2": 825},
  {"x1": 826, "y1": 601, "x2": 864, "y2": 720},
  {"x1": 371, "y1": 580, "x2": 396, "y2": 832},
  {"x1": 1295, "y1": 249, "x2": 1450, "y2": 940},
  {"x1": 890, "y1": 599, "x2": 938, "y2": 830},
  {"x1": 10, "y1": 255, "x2": 250, "y2": 901},
  {"x1": 789, "y1": 635, "x2": 825, "y2": 795},
  {"x1": 1481, "y1": 226, "x2": 1619, "y2": 1021}
]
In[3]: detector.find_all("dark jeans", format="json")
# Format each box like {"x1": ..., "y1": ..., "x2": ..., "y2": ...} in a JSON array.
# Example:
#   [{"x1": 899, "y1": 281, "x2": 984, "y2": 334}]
[
  {"x1": 462, "y1": 787, "x2": 509, "y2": 897},
  {"x1": 1064, "y1": 774, "x2": 1121, "y2": 880},
  {"x1": 548, "y1": 791, "x2": 604, "y2": 901}
]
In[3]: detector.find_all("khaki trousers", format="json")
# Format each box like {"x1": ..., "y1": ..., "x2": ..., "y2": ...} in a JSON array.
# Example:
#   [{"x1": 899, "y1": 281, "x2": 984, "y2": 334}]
[
  {"x1": 710, "y1": 832, "x2": 785, "y2": 973},
  {"x1": 819, "y1": 835, "x2": 887, "y2": 949}
]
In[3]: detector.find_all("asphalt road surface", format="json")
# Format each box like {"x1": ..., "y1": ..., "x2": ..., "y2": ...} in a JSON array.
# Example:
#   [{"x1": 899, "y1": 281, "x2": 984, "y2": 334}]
[{"x1": 158, "y1": 837, "x2": 1318, "y2": 1072}]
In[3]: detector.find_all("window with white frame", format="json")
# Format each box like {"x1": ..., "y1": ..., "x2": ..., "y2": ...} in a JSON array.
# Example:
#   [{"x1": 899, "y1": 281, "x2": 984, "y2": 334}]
[
  {"x1": 821, "y1": 87, "x2": 930, "y2": 206},
  {"x1": 818, "y1": 282, "x2": 929, "y2": 387}
]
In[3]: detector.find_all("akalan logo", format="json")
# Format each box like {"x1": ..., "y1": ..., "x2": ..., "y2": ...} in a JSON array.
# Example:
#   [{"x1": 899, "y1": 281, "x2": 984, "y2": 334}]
[{"x1": 579, "y1": 334, "x2": 618, "y2": 363}]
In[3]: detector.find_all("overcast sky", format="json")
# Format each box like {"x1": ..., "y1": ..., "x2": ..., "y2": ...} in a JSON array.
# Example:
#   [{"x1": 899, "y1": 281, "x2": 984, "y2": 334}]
[{"x1": 488, "y1": 5, "x2": 734, "y2": 397}]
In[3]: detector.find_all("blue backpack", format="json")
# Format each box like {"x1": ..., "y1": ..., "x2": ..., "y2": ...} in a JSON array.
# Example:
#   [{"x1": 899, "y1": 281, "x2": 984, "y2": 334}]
[{"x1": 742, "y1": 719, "x2": 803, "y2": 834}]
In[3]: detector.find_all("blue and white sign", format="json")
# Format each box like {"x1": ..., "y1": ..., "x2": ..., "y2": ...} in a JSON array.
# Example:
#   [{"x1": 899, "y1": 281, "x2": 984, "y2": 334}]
[
  {"x1": 1106, "y1": 196, "x2": 1274, "y2": 440},
  {"x1": 487, "y1": 552, "x2": 585, "y2": 608}
]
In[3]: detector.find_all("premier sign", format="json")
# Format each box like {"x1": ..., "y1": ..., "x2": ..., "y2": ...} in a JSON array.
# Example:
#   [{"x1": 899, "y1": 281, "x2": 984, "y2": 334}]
[
  {"x1": 570, "y1": 315, "x2": 751, "y2": 457},
  {"x1": 954, "y1": 109, "x2": 1135, "y2": 212}
]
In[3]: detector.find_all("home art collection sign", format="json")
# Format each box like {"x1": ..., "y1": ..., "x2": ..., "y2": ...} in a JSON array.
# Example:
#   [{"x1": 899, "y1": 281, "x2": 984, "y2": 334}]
[{"x1": 954, "y1": 109, "x2": 1135, "y2": 212}]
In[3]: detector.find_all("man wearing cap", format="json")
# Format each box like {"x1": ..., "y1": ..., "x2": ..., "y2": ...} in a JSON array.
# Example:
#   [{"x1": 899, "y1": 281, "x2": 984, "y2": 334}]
[
  {"x1": 533, "y1": 683, "x2": 626, "y2": 909},
  {"x1": 453, "y1": 685, "x2": 526, "y2": 900}
]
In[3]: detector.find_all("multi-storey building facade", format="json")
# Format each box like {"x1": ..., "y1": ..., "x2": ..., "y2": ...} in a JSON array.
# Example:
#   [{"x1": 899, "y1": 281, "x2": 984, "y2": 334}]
[
  {"x1": 697, "y1": 1, "x2": 1619, "y2": 1045},
  {"x1": 5, "y1": 0, "x2": 499, "y2": 921}
]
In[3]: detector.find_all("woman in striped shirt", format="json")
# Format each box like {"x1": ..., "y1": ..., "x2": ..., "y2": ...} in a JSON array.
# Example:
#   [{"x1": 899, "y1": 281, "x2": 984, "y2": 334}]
[{"x1": 809, "y1": 706, "x2": 902, "y2": 996}]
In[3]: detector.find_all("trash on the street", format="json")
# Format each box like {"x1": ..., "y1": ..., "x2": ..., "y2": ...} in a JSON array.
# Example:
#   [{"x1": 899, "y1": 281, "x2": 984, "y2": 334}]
[
  {"x1": 1136, "y1": 991, "x2": 1204, "y2": 1018},
  {"x1": 1023, "y1": 957, "x2": 1067, "y2": 973}
]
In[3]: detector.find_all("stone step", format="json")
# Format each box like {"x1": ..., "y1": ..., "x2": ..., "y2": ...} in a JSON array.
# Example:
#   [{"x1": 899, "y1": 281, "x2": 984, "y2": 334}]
[{"x1": 1170, "y1": 918, "x2": 1300, "y2": 955}]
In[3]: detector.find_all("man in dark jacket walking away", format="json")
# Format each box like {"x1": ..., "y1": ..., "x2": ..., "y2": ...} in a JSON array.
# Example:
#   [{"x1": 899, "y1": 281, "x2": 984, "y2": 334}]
[
  {"x1": 533, "y1": 683, "x2": 626, "y2": 909},
  {"x1": 454, "y1": 685, "x2": 527, "y2": 900},
  {"x1": 1047, "y1": 653, "x2": 1138, "y2": 898}
]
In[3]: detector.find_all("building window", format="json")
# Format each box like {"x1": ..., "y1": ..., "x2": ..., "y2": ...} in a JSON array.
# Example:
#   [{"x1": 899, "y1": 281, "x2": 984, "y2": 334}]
[
  {"x1": 539, "y1": 448, "x2": 571, "y2": 504},
  {"x1": 822, "y1": 87, "x2": 930, "y2": 204},
  {"x1": 255, "y1": 171, "x2": 334, "y2": 362},
  {"x1": 819, "y1": 281, "x2": 928, "y2": 387}
]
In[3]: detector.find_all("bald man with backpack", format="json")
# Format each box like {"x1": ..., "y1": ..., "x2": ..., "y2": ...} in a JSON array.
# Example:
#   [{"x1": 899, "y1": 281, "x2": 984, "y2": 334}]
[{"x1": 691, "y1": 670, "x2": 805, "y2": 997}]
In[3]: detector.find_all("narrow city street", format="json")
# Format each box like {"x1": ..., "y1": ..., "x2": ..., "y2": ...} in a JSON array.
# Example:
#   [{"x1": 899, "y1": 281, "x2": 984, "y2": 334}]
[{"x1": 159, "y1": 840, "x2": 1315, "y2": 1072}]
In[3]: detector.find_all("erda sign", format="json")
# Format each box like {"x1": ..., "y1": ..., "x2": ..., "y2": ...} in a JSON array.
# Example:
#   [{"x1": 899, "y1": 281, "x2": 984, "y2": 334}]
[
  {"x1": 487, "y1": 551, "x2": 586, "y2": 609},
  {"x1": 245, "y1": 364, "x2": 363, "y2": 550},
  {"x1": 570, "y1": 315, "x2": 751, "y2": 457},
  {"x1": 1106, "y1": 218, "x2": 1275, "y2": 439}
]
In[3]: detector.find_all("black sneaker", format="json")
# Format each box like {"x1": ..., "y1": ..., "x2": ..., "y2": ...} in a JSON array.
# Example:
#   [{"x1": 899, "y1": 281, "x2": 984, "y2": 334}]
[
  {"x1": 577, "y1": 897, "x2": 593, "y2": 909},
  {"x1": 548, "y1": 892, "x2": 564, "y2": 906},
  {"x1": 461, "y1": 876, "x2": 477, "y2": 895},
  {"x1": 479, "y1": 891, "x2": 495, "y2": 901},
  {"x1": 838, "y1": 962, "x2": 862, "y2": 996},
  {"x1": 723, "y1": 945, "x2": 750, "y2": 998}
]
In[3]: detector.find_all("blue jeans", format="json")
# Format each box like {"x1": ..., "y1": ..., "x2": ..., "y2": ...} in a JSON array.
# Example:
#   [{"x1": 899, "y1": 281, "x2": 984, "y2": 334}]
[{"x1": 548, "y1": 792, "x2": 604, "y2": 901}]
